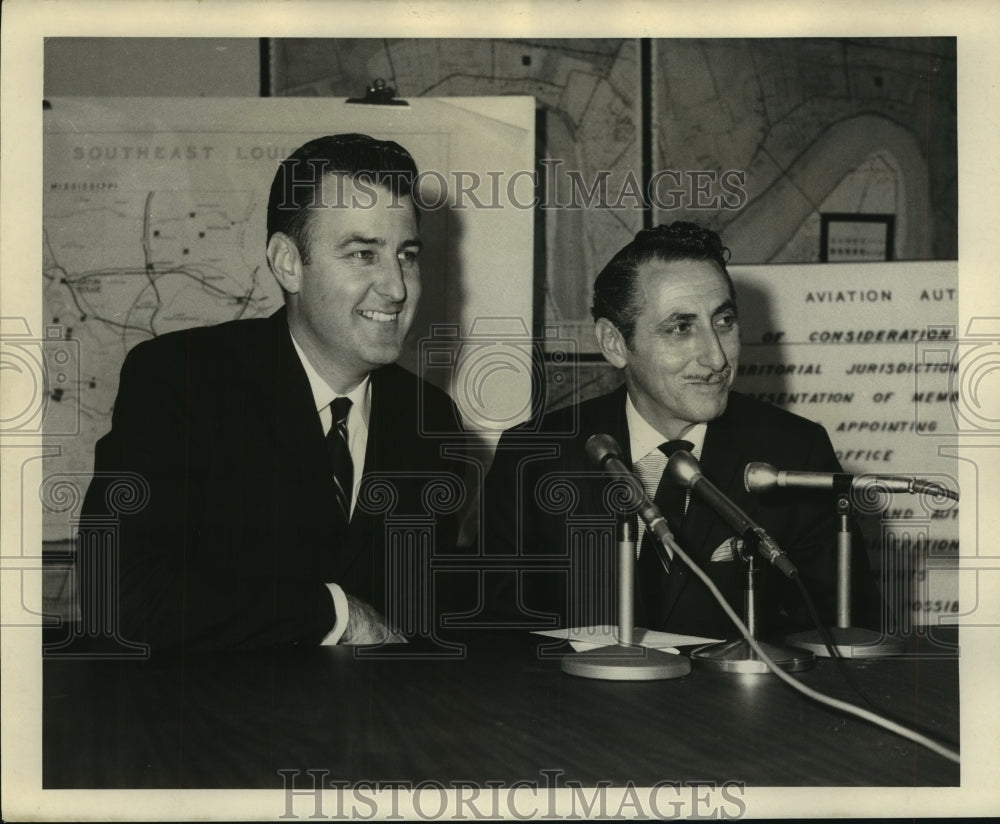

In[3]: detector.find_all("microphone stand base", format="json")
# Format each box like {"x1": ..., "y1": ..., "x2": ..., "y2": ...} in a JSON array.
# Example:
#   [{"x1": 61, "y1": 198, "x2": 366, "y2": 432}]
[
  {"x1": 561, "y1": 644, "x2": 691, "y2": 681},
  {"x1": 785, "y1": 626, "x2": 905, "y2": 658},
  {"x1": 690, "y1": 638, "x2": 815, "y2": 674}
]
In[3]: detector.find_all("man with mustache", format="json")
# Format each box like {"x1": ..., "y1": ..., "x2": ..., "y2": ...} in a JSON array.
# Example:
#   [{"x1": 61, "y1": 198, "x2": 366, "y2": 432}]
[
  {"x1": 483, "y1": 222, "x2": 877, "y2": 638},
  {"x1": 77, "y1": 134, "x2": 466, "y2": 653}
]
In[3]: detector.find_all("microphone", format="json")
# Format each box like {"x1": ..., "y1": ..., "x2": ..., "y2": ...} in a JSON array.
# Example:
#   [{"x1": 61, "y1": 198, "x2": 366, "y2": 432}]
[
  {"x1": 666, "y1": 451, "x2": 798, "y2": 579},
  {"x1": 744, "y1": 462, "x2": 959, "y2": 501},
  {"x1": 584, "y1": 434, "x2": 676, "y2": 552}
]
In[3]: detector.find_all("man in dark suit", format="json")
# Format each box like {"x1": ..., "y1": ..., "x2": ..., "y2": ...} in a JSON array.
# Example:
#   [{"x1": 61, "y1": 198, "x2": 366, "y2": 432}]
[
  {"x1": 483, "y1": 223, "x2": 877, "y2": 640},
  {"x1": 77, "y1": 134, "x2": 466, "y2": 653}
]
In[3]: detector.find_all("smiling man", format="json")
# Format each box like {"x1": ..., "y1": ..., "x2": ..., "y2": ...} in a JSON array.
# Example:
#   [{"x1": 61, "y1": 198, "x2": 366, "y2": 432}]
[
  {"x1": 77, "y1": 134, "x2": 466, "y2": 652},
  {"x1": 484, "y1": 223, "x2": 877, "y2": 638}
]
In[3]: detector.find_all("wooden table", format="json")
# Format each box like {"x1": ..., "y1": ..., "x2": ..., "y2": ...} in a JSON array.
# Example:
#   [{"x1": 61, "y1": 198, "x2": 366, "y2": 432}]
[{"x1": 43, "y1": 629, "x2": 959, "y2": 789}]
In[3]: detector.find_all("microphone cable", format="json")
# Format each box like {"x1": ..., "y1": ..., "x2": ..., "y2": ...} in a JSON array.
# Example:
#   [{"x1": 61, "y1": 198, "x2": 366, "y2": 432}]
[
  {"x1": 651, "y1": 532, "x2": 960, "y2": 765},
  {"x1": 789, "y1": 575, "x2": 960, "y2": 749}
]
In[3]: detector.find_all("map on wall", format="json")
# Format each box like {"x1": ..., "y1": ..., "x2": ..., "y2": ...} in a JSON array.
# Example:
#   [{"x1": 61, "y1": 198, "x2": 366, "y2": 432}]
[
  {"x1": 44, "y1": 188, "x2": 277, "y2": 341},
  {"x1": 273, "y1": 38, "x2": 646, "y2": 337},
  {"x1": 42, "y1": 119, "x2": 283, "y2": 541},
  {"x1": 43, "y1": 187, "x2": 281, "y2": 410},
  {"x1": 273, "y1": 37, "x2": 956, "y2": 316},
  {"x1": 651, "y1": 39, "x2": 956, "y2": 263}
]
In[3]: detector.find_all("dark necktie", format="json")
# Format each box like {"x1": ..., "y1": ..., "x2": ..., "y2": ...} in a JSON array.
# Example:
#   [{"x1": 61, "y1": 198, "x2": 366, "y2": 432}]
[
  {"x1": 636, "y1": 439, "x2": 694, "y2": 625},
  {"x1": 325, "y1": 397, "x2": 354, "y2": 531}
]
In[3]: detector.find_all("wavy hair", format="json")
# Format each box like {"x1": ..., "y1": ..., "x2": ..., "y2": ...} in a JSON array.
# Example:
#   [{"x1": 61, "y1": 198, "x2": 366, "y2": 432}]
[
  {"x1": 266, "y1": 133, "x2": 419, "y2": 264},
  {"x1": 590, "y1": 222, "x2": 733, "y2": 347}
]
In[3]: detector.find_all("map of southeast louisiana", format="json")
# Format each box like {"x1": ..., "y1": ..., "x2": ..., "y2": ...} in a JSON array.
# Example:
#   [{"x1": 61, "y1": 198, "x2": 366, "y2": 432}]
[
  {"x1": 42, "y1": 181, "x2": 282, "y2": 540},
  {"x1": 44, "y1": 189, "x2": 275, "y2": 345}
]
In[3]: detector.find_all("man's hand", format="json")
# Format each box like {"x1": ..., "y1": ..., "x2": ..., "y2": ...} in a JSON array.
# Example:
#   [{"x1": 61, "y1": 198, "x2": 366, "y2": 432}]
[{"x1": 339, "y1": 594, "x2": 407, "y2": 645}]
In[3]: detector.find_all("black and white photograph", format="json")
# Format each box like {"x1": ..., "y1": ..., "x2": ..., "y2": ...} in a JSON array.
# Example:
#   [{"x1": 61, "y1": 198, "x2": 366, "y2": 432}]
[{"x1": 2, "y1": 0, "x2": 997, "y2": 820}]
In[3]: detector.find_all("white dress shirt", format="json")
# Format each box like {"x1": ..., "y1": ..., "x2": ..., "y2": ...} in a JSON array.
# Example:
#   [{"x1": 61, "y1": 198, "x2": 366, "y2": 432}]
[
  {"x1": 625, "y1": 394, "x2": 706, "y2": 559},
  {"x1": 289, "y1": 333, "x2": 372, "y2": 644}
]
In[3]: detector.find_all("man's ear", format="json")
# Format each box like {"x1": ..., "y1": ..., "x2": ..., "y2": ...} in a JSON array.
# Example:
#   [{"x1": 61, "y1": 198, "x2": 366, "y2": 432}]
[
  {"x1": 266, "y1": 233, "x2": 303, "y2": 294},
  {"x1": 594, "y1": 317, "x2": 628, "y2": 369}
]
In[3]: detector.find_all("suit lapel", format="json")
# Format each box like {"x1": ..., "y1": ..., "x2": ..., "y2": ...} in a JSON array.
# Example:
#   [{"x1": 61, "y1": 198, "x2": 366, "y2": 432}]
[
  {"x1": 339, "y1": 367, "x2": 387, "y2": 577},
  {"x1": 570, "y1": 384, "x2": 631, "y2": 504},
  {"x1": 682, "y1": 407, "x2": 745, "y2": 565},
  {"x1": 243, "y1": 310, "x2": 351, "y2": 577},
  {"x1": 582, "y1": 386, "x2": 632, "y2": 519},
  {"x1": 268, "y1": 311, "x2": 329, "y2": 459},
  {"x1": 603, "y1": 386, "x2": 632, "y2": 464}
]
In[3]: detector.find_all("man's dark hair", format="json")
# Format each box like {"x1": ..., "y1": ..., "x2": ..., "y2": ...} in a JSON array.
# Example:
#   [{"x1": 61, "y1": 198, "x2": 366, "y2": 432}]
[
  {"x1": 266, "y1": 133, "x2": 420, "y2": 263},
  {"x1": 590, "y1": 221, "x2": 734, "y2": 347}
]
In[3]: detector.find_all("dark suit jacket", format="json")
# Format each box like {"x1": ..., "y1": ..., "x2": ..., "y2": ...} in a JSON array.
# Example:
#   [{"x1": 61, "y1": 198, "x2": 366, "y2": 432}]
[
  {"x1": 78, "y1": 308, "x2": 466, "y2": 653},
  {"x1": 483, "y1": 387, "x2": 878, "y2": 639}
]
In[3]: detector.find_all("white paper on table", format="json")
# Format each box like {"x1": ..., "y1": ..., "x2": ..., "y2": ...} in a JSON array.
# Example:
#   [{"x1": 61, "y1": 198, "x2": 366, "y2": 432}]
[{"x1": 533, "y1": 625, "x2": 722, "y2": 653}]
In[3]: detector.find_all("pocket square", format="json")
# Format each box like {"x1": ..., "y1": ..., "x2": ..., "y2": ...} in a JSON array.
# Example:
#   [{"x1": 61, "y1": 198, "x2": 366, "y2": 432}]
[{"x1": 709, "y1": 537, "x2": 742, "y2": 562}]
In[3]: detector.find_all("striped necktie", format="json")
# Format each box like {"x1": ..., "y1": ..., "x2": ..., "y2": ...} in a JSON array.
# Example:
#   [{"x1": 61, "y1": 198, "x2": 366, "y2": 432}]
[
  {"x1": 648, "y1": 439, "x2": 695, "y2": 565},
  {"x1": 634, "y1": 439, "x2": 694, "y2": 565},
  {"x1": 325, "y1": 397, "x2": 354, "y2": 530},
  {"x1": 636, "y1": 439, "x2": 694, "y2": 627}
]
